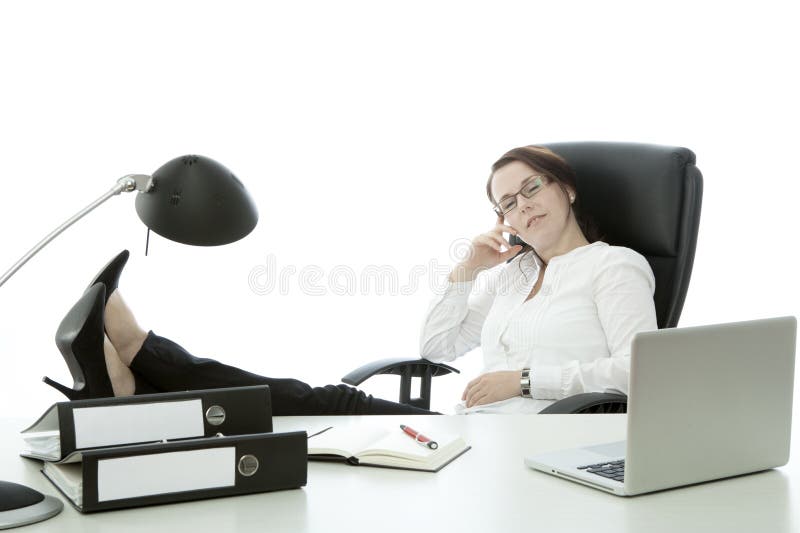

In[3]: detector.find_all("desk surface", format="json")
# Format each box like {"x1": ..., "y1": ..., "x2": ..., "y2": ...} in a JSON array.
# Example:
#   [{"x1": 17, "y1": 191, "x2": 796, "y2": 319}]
[{"x1": 4, "y1": 414, "x2": 798, "y2": 533}]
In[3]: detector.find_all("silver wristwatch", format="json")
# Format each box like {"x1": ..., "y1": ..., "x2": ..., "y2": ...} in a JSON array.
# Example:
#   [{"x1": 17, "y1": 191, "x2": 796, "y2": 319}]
[{"x1": 520, "y1": 368, "x2": 532, "y2": 398}]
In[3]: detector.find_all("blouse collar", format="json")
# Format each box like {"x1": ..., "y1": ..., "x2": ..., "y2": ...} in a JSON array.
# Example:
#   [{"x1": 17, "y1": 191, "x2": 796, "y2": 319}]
[
  {"x1": 548, "y1": 240, "x2": 608, "y2": 264},
  {"x1": 519, "y1": 241, "x2": 608, "y2": 271}
]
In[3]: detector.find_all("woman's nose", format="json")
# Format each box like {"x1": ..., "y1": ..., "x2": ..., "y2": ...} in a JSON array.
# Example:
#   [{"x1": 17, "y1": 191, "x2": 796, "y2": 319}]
[{"x1": 516, "y1": 193, "x2": 536, "y2": 212}]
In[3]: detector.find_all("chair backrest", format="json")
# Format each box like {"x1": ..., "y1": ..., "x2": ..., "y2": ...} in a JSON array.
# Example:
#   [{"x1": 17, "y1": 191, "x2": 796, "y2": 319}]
[{"x1": 510, "y1": 142, "x2": 703, "y2": 329}]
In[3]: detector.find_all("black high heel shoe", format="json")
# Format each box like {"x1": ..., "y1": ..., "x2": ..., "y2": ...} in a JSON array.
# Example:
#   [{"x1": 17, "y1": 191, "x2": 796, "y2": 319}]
[
  {"x1": 43, "y1": 283, "x2": 115, "y2": 400},
  {"x1": 87, "y1": 250, "x2": 129, "y2": 304}
]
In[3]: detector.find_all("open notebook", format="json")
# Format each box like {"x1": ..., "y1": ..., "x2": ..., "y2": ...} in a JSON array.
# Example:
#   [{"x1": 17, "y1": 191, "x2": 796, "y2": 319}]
[{"x1": 308, "y1": 424, "x2": 470, "y2": 472}]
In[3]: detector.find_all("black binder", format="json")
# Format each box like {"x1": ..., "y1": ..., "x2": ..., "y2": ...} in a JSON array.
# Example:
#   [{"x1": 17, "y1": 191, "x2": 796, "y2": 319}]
[
  {"x1": 41, "y1": 431, "x2": 308, "y2": 512},
  {"x1": 21, "y1": 386, "x2": 272, "y2": 462}
]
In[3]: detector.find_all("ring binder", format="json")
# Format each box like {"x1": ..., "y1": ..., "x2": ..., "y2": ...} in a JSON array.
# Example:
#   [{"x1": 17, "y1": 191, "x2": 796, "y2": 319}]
[
  {"x1": 41, "y1": 432, "x2": 308, "y2": 512},
  {"x1": 21, "y1": 386, "x2": 273, "y2": 462}
]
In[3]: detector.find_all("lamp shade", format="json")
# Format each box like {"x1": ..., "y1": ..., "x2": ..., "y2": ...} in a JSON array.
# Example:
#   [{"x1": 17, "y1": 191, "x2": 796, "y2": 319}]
[{"x1": 135, "y1": 155, "x2": 258, "y2": 246}]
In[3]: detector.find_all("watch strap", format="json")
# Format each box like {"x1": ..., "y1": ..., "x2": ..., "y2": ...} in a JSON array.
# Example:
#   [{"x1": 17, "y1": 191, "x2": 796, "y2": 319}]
[{"x1": 520, "y1": 368, "x2": 532, "y2": 398}]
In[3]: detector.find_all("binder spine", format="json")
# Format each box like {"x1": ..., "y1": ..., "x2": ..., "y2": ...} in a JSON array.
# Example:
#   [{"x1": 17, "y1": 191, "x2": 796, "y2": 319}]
[
  {"x1": 79, "y1": 432, "x2": 307, "y2": 512},
  {"x1": 49, "y1": 385, "x2": 273, "y2": 461}
]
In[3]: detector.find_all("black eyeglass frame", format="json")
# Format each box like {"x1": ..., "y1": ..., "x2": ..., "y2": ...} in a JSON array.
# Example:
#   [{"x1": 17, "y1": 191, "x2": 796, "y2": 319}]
[{"x1": 492, "y1": 175, "x2": 548, "y2": 216}]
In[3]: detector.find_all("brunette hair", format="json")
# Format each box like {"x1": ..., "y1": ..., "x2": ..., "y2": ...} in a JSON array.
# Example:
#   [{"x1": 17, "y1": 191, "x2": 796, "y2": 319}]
[{"x1": 486, "y1": 145, "x2": 602, "y2": 266}]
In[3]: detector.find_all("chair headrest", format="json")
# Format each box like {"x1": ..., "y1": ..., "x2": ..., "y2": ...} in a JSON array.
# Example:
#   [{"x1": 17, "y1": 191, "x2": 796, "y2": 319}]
[{"x1": 544, "y1": 141, "x2": 698, "y2": 257}]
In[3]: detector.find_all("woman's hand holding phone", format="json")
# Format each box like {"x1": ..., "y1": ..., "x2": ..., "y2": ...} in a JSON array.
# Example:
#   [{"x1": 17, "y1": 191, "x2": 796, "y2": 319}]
[{"x1": 449, "y1": 214, "x2": 522, "y2": 282}]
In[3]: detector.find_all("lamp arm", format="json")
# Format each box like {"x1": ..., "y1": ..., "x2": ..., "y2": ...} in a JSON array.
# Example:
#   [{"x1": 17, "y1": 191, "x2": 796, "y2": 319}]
[{"x1": 0, "y1": 174, "x2": 152, "y2": 288}]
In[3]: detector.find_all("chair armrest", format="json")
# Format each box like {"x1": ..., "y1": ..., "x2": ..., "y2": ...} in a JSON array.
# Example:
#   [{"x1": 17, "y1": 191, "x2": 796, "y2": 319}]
[
  {"x1": 342, "y1": 357, "x2": 459, "y2": 386},
  {"x1": 341, "y1": 357, "x2": 460, "y2": 411},
  {"x1": 538, "y1": 392, "x2": 628, "y2": 414}
]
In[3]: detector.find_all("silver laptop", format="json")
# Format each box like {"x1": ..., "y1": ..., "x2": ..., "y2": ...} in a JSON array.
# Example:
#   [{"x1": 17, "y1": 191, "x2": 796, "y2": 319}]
[{"x1": 525, "y1": 316, "x2": 797, "y2": 496}]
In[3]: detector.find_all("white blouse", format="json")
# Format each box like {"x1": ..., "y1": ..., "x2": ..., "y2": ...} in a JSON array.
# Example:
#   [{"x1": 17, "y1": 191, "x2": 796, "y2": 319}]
[{"x1": 419, "y1": 241, "x2": 657, "y2": 414}]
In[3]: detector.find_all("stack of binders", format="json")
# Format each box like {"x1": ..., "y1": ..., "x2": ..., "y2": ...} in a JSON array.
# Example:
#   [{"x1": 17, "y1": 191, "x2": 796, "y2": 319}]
[{"x1": 20, "y1": 385, "x2": 307, "y2": 512}]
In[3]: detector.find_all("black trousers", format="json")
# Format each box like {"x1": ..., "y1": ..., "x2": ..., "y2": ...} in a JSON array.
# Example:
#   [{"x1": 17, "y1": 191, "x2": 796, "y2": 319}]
[{"x1": 130, "y1": 331, "x2": 435, "y2": 416}]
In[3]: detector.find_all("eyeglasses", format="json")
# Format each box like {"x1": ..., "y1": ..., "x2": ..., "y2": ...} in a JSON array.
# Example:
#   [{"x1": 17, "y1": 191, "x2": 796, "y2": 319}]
[{"x1": 493, "y1": 176, "x2": 547, "y2": 216}]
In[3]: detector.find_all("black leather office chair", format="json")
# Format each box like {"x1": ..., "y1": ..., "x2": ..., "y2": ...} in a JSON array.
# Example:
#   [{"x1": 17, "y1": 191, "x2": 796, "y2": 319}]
[{"x1": 342, "y1": 142, "x2": 703, "y2": 413}]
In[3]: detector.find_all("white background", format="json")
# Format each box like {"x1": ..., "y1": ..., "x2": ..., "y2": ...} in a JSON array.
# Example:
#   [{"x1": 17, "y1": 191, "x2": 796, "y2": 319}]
[{"x1": 1, "y1": 1, "x2": 797, "y2": 418}]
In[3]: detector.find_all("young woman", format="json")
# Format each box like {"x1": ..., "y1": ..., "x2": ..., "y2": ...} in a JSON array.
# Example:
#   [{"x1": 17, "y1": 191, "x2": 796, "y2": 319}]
[
  {"x1": 45, "y1": 145, "x2": 656, "y2": 416},
  {"x1": 420, "y1": 145, "x2": 657, "y2": 413}
]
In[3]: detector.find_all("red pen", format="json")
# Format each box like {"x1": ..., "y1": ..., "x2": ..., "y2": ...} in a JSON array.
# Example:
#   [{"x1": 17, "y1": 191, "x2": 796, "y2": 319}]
[{"x1": 400, "y1": 424, "x2": 439, "y2": 450}]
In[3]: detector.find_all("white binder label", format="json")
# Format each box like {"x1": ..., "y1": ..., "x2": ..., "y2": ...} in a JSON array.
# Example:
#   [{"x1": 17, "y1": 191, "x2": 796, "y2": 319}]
[
  {"x1": 97, "y1": 447, "x2": 236, "y2": 502},
  {"x1": 73, "y1": 400, "x2": 205, "y2": 449}
]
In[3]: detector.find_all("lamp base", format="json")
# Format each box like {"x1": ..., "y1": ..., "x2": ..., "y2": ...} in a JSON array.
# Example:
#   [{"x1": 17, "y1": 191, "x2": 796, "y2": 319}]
[{"x1": 0, "y1": 481, "x2": 63, "y2": 530}]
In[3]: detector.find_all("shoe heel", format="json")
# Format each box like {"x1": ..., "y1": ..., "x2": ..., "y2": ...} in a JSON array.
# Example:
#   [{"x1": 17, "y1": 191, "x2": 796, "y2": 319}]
[
  {"x1": 42, "y1": 376, "x2": 79, "y2": 400},
  {"x1": 50, "y1": 283, "x2": 114, "y2": 400}
]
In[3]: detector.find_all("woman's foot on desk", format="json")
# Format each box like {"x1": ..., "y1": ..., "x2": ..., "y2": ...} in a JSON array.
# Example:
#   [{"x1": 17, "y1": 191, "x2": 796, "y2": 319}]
[
  {"x1": 43, "y1": 283, "x2": 135, "y2": 399},
  {"x1": 87, "y1": 250, "x2": 148, "y2": 368}
]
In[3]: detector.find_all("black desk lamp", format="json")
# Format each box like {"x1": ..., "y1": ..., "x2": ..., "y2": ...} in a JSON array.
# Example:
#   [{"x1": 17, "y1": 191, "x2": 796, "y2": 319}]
[{"x1": 0, "y1": 155, "x2": 258, "y2": 528}]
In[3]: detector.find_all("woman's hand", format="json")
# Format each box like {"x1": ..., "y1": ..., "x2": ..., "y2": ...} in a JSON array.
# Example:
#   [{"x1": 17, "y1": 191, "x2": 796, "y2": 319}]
[
  {"x1": 449, "y1": 215, "x2": 523, "y2": 282},
  {"x1": 462, "y1": 370, "x2": 522, "y2": 408}
]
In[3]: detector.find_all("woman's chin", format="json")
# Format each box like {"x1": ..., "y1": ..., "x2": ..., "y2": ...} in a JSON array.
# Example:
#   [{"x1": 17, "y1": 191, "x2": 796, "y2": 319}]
[
  {"x1": 518, "y1": 231, "x2": 542, "y2": 249},
  {"x1": 519, "y1": 235, "x2": 555, "y2": 257}
]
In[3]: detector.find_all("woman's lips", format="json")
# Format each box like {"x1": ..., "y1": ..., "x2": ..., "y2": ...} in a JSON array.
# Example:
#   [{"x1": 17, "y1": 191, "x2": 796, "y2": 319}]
[{"x1": 527, "y1": 214, "x2": 546, "y2": 228}]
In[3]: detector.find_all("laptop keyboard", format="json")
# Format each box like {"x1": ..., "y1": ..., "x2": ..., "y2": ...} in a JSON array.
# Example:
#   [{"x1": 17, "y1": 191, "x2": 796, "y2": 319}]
[{"x1": 578, "y1": 459, "x2": 625, "y2": 482}]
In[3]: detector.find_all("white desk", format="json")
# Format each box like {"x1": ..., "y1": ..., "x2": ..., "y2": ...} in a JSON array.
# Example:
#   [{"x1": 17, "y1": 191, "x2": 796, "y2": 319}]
[{"x1": 4, "y1": 414, "x2": 798, "y2": 533}]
